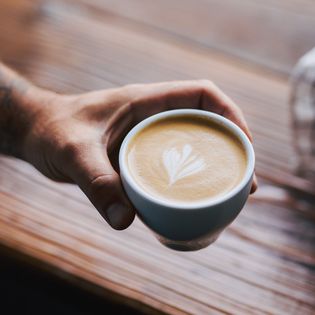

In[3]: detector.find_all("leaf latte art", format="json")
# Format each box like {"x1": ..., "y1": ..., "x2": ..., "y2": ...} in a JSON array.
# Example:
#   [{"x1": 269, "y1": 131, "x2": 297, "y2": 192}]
[{"x1": 162, "y1": 144, "x2": 205, "y2": 185}]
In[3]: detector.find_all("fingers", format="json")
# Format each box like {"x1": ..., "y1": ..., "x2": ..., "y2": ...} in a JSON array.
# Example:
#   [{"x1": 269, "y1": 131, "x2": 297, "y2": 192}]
[
  {"x1": 197, "y1": 82, "x2": 258, "y2": 193},
  {"x1": 197, "y1": 81, "x2": 253, "y2": 142},
  {"x1": 61, "y1": 139, "x2": 135, "y2": 230},
  {"x1": 127, "y1": 81, "x2": 202, "y2": 122},
  {"x1": 128, "y1": 80, "x2": 252, "y2": 141},
  {"x1": 128, "y1": 80, "x2": 257, "y2": 193},
  {"x1": 197, "y1": 82, "x2": 258, "y2": 194}
]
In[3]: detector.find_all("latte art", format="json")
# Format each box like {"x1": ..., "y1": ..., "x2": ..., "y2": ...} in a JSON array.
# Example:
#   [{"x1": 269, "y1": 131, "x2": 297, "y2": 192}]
[
  {"x1": 163, "y1": 144, "x2": 205, "y2": 185},
  {"x1": 126, "y1": 115, "x2": 247, "y2": 203}
]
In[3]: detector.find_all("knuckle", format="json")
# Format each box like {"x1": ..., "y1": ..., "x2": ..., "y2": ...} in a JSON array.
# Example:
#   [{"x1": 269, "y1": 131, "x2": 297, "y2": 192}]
[
  {"x1": 224, "y1": 104, "x2": 242, "y2": 120},
  {"x1": 122, "y1": 83, "x2": 142, "y2": 94},
  {"x1": 230, "y1": 103, "x2": 243, "y2": 117},
  {"x1": 60, "y1": 139, "x2": 86, "y2": 163},
  {"x1": 198, "y1": 79, "x2": 215, "y2": 90},
  {"x1": 119, "y1": 84, "x2": 144, "y2": 103},
  {"x1": 88, "y1": 173, "x2": 118, "y2": 202}
]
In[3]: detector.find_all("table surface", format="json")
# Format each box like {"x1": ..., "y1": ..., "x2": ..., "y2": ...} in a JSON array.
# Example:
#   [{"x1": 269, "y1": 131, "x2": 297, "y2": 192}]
[{"x1": 0, "y1": 1, "x2": 315, "y2": 314}]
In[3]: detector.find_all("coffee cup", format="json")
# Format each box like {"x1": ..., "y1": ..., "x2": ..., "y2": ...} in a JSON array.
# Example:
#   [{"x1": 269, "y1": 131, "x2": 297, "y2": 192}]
[{"x1": 119, "y1": 109, "x2": 255, "y2": 251}]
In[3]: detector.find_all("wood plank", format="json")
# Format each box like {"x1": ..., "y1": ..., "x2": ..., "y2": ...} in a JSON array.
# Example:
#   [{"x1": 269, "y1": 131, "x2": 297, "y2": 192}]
[
  {"x1": 0, "y1": 155, "x2": 314, "y2": 315},
  {"x1": 63, "y1": 0, "x2": 315, "y2": 75}
]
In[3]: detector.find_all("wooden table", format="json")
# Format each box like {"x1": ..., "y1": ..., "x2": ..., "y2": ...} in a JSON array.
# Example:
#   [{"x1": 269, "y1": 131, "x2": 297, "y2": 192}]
[{"x1": 0, "y1": 1, "x2": 314, "y2": 314}]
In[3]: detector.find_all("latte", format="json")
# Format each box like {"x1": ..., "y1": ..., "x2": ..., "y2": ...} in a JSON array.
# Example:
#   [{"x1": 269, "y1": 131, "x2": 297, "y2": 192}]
[{"x1": 126, "y1": 115, "x2": 247, "y2": 204}]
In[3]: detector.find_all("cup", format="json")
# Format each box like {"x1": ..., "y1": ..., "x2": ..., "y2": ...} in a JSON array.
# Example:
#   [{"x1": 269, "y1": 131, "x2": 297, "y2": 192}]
[{"x1": 119, "y1": 109, "x2": 255, "y2": 251}]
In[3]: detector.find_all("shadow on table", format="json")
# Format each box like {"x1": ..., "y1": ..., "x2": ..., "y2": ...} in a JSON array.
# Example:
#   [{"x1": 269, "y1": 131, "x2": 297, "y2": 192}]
[{"x1": 0, "y1": 253, "x2": 144, "y2": 315}]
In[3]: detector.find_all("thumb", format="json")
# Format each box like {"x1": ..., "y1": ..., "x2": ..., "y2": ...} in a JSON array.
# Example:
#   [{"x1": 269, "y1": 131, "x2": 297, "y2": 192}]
[
  {"x1": 64, "y1": 142, "x2": 135, "y2": 230},
  {"x1": 88, "y1": 173, "x2": 136, "y2": 230}
]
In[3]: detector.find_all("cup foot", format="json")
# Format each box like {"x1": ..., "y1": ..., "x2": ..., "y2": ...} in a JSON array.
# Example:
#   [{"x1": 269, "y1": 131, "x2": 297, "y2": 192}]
[{"x1": 156, "y1": 232, "x2": 221, "y2": 251}]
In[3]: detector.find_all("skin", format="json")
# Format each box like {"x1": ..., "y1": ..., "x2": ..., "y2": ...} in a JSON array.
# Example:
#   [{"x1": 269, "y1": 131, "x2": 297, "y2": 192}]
[{"x1": 0, "y1": 63, "x2": 257, "y2": 230}]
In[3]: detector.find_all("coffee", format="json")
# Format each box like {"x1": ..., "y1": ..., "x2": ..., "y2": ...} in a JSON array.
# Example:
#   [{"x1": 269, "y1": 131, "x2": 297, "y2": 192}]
[{"x1": 126, "y1": 115, "x2": 247, "y2": 204}]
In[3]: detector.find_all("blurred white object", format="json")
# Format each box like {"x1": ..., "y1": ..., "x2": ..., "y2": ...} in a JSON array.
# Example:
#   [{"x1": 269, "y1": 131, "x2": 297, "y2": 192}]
[{"x1": 290, "y1": 47, "x2": 315, "y2": 182}]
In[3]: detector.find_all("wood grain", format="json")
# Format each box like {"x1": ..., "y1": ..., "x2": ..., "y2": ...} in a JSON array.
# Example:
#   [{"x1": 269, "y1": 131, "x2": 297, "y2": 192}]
[
  {"x1": 64, "y1": 0, "x2": 315, "y2": 75},
  {"x1": 0, "y1": 1, "x2": 314, "y2": 314},
  {"x1": 1, "y1": 0, "x2": 310, "y2": 192},
  {"x1": 0, "y1": 156, "x2": 314, "y2": 315}
]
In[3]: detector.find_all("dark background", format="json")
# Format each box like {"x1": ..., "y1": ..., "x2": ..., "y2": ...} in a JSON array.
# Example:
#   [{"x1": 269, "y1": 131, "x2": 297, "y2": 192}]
[{"x1": 0, "y1": 253, "x2": 143, "y2": 315}]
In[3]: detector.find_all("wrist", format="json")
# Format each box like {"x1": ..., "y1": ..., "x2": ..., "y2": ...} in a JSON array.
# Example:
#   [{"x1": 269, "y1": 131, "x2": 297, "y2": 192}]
[
  {"x1": 0, "y1": 65, "x2": 56, "y2": 159},
  {"x1": 19, "y1": 85, "x2": 59, "y2": 161}
]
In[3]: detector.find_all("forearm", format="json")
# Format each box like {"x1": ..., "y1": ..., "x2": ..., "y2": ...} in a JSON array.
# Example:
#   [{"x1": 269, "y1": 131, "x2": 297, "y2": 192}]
[{"x1": 0, "y1": 63, "x2": 45, "y2": 159}]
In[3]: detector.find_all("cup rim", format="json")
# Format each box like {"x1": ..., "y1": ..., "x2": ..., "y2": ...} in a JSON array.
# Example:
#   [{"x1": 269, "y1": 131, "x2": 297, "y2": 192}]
[{"x1": 119, "y1": 109, "x2": 255, "y2": 210}]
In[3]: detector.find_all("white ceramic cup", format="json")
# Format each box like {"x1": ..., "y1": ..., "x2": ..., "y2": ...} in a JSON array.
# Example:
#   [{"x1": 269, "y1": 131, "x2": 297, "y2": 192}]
[{"x1": 119, "y1": 109, "x2": 255, "y2": 251}]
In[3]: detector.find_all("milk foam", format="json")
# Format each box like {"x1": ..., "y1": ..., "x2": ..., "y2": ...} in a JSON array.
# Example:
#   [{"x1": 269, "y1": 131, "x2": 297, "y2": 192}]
[{"x1": 126, "y1": 116, "x2": 247, "y2": 203}]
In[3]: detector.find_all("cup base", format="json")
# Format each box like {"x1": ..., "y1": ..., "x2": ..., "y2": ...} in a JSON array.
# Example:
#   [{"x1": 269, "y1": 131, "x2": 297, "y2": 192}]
[{"x1": 156, "y1": 231, "x2": 221, "y2": 251}]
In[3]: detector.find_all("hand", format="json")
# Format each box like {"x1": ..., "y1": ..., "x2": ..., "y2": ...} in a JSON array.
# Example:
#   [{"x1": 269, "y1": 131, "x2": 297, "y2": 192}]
[{"x1": 24, "y1": 80, "x2": 257, "y2": 230}]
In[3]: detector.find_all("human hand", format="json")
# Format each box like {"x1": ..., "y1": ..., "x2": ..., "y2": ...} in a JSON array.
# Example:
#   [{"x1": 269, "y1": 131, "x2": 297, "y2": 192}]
[{"x1": 24, "y1": 80, "x2": 257, "y2": 230}]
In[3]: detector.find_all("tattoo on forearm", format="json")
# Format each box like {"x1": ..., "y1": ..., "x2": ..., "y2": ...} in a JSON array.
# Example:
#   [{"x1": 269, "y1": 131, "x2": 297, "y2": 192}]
[{"x1": 0, "y1": 65, "x2": 31, "y2": 158}]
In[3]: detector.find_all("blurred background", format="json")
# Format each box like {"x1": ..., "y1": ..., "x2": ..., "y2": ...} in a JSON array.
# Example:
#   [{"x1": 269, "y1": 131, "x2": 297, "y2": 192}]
[{"x1": 0, "y1": 1, "x2": 314, "y2": 314}]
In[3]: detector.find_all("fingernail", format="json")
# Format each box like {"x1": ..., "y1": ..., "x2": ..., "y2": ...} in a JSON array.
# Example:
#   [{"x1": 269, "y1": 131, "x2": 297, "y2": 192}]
[{"x1": 106, "y1": 203, "x2": 132, "y2": 230}]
